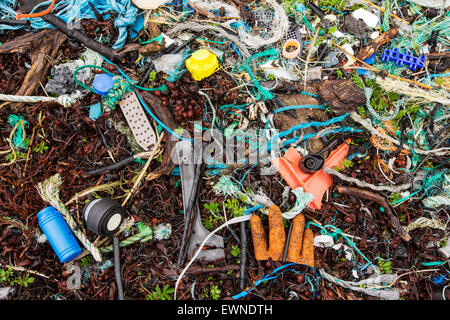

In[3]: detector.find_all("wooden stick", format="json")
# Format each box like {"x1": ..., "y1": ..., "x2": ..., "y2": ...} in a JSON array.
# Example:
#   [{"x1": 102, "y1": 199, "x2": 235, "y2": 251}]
[
  {"x1": 336, "y1": 186, "x2": 411, "y2": 242},
  {"x1": 357, "y1": 28, "x2": 399, "y2": 61},
  {"x1": 121, "y1": 132, "x2": 165, "y2": 207}
]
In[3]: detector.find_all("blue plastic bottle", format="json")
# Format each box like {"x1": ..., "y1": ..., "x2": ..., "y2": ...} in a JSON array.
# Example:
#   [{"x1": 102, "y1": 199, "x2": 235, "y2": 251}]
[{"x1": 37, "y1": 206, "x2": 82, "y2": 263}]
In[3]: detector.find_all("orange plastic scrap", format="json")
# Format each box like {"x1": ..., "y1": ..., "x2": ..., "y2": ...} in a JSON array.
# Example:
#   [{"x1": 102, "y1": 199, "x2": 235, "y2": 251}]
[
  {"x1": 250, "y1": 205, "x2": 286, "y2": 261},
  {"x1": 250, "y1": 205, "x2": 315, "y2": 268},
  {"x1": 286, "y1": 214, "x2": 314, "y2": 267},
  {"x1": 273, "y1": 138, "x2": 351, "y2": 210}
]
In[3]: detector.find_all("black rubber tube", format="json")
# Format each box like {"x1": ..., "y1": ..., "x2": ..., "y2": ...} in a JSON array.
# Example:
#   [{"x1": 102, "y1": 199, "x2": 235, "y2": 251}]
[
  {"x1": 42, "y1": 14, "x2": 120, "y2": 62},
  {"x1": 239, "y1": 221, "x2": 247, "y2": 290},
  {"x1": 85, "y1": 156, "x2": 136, "y2": 176},
  {"x1": 113, "y1": 236, "x2": 124, "y2": 300}
]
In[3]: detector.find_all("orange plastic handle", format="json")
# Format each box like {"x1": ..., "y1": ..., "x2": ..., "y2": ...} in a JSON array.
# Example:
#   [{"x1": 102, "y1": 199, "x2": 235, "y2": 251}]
[{"x1": 16, "y1": 0, "x2": 56, "y2": 20}]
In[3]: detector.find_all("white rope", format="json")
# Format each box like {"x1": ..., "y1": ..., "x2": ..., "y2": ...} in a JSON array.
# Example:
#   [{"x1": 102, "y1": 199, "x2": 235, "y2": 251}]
[
  {"x1": 405, "y1": 217, "x2": 446, "y2": 232},
  {"x1": 174, "y1": 215, "x2": 251, "y2": 300},
  {"x1": 167, "y1": 22, "x2": 250, "y2": 57},
  {"x1": 37, "y1": 174, "x2": 102, "y2": 262},
  {"x1": 0, "y1": 92, "x2": 82, "y2": 108},
  {"x1": 350, "y1": 112, "x2": 450, "y2": 156},
  {"x1": 324, "y1": 167, "x2": 412, "y2": 193},
  {"x1": 376, "y1": 76, "x2": 450, "y2": 105},
  {"x1": 319, "y1": 269, "x2": 400, "y2": 300}
]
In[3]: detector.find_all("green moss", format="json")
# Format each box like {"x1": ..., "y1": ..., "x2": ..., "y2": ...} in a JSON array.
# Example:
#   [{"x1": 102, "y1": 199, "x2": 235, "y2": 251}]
[{"x1": 321, "y1": 0, "x2": 348, "y2": 11}]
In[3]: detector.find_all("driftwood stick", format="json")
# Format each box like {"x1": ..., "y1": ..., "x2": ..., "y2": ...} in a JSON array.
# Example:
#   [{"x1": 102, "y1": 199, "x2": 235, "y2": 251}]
[
  {"x1": 336, "y1": 186, "x2": 411, "y2": 242},
  {"x1": 357, "y1": 28, "x2": 398, "y2": 61},
  {"x1": 0, "y1": 29, "x2": 66, "y2": 112}
]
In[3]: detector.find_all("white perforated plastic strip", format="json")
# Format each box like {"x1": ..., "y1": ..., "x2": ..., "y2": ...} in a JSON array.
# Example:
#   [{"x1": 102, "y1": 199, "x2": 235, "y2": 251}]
[{"x1": 119, "y1": 91, "x2": 157, "y2": 151}]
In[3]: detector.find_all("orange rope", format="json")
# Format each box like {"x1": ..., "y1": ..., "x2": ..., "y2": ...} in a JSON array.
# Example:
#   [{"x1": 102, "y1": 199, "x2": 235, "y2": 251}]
[{"x1": 16, "y1": 0, "x2": 56, "y2": 20}]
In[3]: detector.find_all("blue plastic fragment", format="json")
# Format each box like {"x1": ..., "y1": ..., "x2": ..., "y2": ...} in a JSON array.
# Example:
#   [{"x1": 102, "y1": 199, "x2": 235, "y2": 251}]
[
  {"x1": 93, "y1": 73, "x2": 114, "y2": 95},
  {"x1": 87, "y1": 102, "x2": 102, "y2": 121},
  {"x1": 130, "y1": 13, "x2": 145, "y2": 39},
  {"x1": 357, "y1": 53, "x2": 376, "y2": 75},
  {"x1": 381, "y1": 48, "x2": 426, "y2": 71},
  {"x1": 432, "y1": 275, "x2": 448, "y2": 285}
]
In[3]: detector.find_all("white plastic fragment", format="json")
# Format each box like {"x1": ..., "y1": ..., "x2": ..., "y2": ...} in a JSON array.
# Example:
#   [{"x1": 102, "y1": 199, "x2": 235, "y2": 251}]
[
  {"x1": 153, "y1": 51, "x2": 185, "y2": 75},
  {"x1": 154, "y1": 223, "x2": 172, "y2": 240},
  {"x1": 313, "y1": 235, "x2": 334, "y2": 248},
  {"x1": 352, "y1": 8, "x2": 379, "y2": 28},
  {"x1": 333, "y1": 243, "x2": 354, "y2": 261},
  {"x1": 131, "y1": 0, "x2": 171, "y2": 9},
  {"x1": 342, "y1": 43, "x2": 356, "y2": 67},
  {"x1": 332, "y1": 30, "x2": 346, "y2": 38},
  {"x1": 260, "y1": 60, "x2": 300, "y2": 81},
  {"x1": 406, "y1": 0, "x2": 449, "y2": 8},
  {"x1": 324, "y1": 14, "x2": 337, "y2": 23},
  {"x1": 439, "y1": 236, "x2": 450, "y2": 259},
  {"x1": 370, "y1": 31, "x2": 380, "y2": 39},
  {"x1": 0, "y1": 287, "x2": 14, "y2": 300}
]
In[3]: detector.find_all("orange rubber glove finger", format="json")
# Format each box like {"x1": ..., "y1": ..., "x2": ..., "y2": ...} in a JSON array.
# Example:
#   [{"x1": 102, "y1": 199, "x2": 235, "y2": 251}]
[
  {"x1": 267, "y1": 205, "x2": 286, "y2": 261},
  {"x1": 250, "y1": 214, "x2": 269, "y2": 260},
  {"x1": 286, "y1": 214, "x2": 315, "y2": 267},
  {"x1": 286, "y1": 214, "x2": 305, "y2": 263},
  {"x1": 300, "y1": 228, "x2": 314, "y2": 267}
]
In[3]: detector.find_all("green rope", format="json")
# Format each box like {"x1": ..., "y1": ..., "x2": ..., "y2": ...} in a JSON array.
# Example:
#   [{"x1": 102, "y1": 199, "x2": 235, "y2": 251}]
[
  {"x1": 236, "y1": 48, "x2": 280, "y2": 101},
  {"x1": 139, "y1": 34, "x2": 163, "y2": 45},
  {"x1": 102, "y1": 77, "x2": 133, "y2": 110},
  {"x1": 382, "y1": 0, "x2": 391, "y2": 32},
  {"x1": 100, "y1": 222, "x2": 153, "y2": 253},
  {"x1": 306, "y1": 221, "x2": 377, "y2": 272}
]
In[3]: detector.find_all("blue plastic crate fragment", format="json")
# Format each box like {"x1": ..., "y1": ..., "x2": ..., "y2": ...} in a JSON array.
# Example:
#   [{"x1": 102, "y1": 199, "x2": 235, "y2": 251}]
[{"x1": 381, "y1": 48, "x2": 426, "y2": 71}]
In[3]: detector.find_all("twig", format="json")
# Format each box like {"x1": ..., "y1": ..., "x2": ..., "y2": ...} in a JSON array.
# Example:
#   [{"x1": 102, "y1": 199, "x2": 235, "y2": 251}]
[
  {"x1": 121, "y1": 132, "x2": 165, "y2": 207},
  {"x1": 84, "y1": 151, "x2": 156, "y2": 176},
  {"x1": 0, "y1": 263, "x2": 54, "y2": 281},
  {"x1": 41, "y1": 14, "x2": 131, "y2": 62},
  {"x1": 336, "y1": 186, "x2": 411, "y2": 241},
  {"x1": 304, "y1": 29, "x2": 320, "y2": 88}
]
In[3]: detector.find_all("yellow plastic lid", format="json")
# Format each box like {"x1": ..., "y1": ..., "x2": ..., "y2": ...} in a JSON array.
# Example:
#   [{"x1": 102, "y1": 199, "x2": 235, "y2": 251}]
[{"x1": 186, "y1": 49, "x2": 219, "y2": 81}]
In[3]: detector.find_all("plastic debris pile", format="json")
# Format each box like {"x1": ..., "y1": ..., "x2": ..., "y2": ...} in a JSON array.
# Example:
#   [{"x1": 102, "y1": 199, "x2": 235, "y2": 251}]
[{"x1": 0, "y1": 0, "x2": 449, "y2": 302}]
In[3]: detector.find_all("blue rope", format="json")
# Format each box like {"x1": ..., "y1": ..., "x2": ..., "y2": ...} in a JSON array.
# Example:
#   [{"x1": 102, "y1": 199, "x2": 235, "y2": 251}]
[
  {"x1": 232, "y1": 263, "x2": 320, "y2": 299},
  {"x1": 265, "y1": 113, "x2": 350, "y2": 152},
  {"x1": 280, "y1": 127, "x2": 362, "y2": 149},
  {"x1": 273, "y1": 104, "x2": 326, "y2": 114}
]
